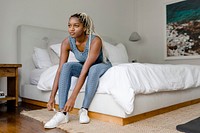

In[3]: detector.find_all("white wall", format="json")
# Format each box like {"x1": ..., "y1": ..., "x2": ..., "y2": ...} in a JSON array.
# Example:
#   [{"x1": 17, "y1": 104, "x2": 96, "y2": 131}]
[
  {"x1": 0, "y1": 0, "x2": 137, "y2": 94},
  {"x1": 136, "y1": 0, "x2": 200, "y2": 65},
  {"x1": 0, "y1": 0, "x2": 136, "y2": 64}
]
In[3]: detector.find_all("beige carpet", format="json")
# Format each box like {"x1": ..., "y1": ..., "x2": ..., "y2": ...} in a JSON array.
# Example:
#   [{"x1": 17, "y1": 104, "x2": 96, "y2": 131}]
[{"x1": 21, "y1": 103, "x2": 200, "y2": 133}]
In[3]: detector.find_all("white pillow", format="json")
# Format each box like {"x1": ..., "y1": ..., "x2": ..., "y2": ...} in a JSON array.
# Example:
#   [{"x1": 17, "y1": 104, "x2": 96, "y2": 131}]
[
  {"x1": 50, "y1": 43, "x2": 61, "y2": 57},
  {"x1": 32, "y1": 53, "x2": 40, "y2": 68},
  {"x1": 32, "y1": 47, "x2": 52, "y2": 68},
  {"x1": 30, "y1": 68, "x2": 47, "y2": 85},
  {"x1": 50, "y1": 43, "x2": 78, "y2": 62},
  {"x1": 48, "y1": 49, "x2": 59, "y2": 65},
  {"x1": 103, "y1": 41, "x2": 129, "y2": 64}
]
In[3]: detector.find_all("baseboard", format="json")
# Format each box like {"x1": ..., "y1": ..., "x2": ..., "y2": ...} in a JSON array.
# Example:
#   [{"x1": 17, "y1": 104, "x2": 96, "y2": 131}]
[{"x1": 21, "y1": 98, "x2": 200, "y2": 126}]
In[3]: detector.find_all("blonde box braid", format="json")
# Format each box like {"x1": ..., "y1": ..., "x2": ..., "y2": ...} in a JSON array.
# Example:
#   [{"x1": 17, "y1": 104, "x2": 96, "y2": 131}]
[{"x1": 70, "y1": 12, "x2": 108, "y2": 63}]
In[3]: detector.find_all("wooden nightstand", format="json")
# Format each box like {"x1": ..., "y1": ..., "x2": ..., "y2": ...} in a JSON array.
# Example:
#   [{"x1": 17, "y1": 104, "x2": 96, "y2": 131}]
[{"x1": 0, "y1": 64, "x2": 22, "y2": 107}]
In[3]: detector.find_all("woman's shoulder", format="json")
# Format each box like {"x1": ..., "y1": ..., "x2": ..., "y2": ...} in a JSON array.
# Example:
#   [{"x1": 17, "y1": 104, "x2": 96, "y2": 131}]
[
  {"x1": 91, "y1": 35, "x2": 102, "y2": 44},
  {"x1": 61, "y1": 37, "x2": 71, "y2": 50},
  {"x1": 62, "y1": 37, "x2": 69, "y2": 45}
]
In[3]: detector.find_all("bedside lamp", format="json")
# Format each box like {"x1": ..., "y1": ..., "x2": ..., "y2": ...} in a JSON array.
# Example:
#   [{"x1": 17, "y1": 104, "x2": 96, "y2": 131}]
[
  {"x1": 129, "y1": 32, "x2": 141, "y2": 42},
  {"x1": 129, "y1": 32, "x2": 141, "y2": 63}
]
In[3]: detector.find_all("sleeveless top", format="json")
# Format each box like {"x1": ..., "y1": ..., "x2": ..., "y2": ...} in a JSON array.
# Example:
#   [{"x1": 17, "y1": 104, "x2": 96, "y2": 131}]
[{"x1": 68, "y1": 34, "x2": 104, "y2": 64}]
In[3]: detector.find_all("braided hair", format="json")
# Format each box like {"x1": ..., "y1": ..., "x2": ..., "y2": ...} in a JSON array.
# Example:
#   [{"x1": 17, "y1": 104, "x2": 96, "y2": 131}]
[{"x1": 70, "y1": 12, "x2": 108, "y2": 63}]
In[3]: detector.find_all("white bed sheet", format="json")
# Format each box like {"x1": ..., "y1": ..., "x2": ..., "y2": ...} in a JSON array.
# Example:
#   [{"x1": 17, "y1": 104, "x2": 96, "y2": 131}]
[
  {"x1": 37, "y1": 65, "x2": 88, "y2": 92},
  {"x1": 30, "y1": 68, "x2": 47, "y2": 85},
  {"x1": 100, "y1": 63, "x2": 200, "y2": 114},
  {"x1": 37, "y1": 63, "x2": 200, "y2": 114}
]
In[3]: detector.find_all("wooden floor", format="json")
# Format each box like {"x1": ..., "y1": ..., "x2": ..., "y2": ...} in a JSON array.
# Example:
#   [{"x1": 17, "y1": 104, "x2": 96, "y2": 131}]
[{"x1": 0, "y1": 102, "x2": 67, "y2": 133}]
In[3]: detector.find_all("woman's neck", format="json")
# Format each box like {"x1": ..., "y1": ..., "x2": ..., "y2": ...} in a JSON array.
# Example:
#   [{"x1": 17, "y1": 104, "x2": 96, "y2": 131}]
[{"x1": 76, "y1": 35, "x2": 87, "y2": 45}]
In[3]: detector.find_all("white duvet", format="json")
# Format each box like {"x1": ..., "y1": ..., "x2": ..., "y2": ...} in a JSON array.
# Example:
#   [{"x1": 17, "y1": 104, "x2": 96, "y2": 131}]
[{"x1": 37, "y1": 63, "x2": 200, "y2": 114}]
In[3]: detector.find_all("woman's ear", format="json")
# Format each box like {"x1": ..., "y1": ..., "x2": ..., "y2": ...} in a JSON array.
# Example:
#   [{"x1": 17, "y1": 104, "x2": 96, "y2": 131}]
[{"x1": 83, "y1": 27, "x2": 86, "y2": 32}]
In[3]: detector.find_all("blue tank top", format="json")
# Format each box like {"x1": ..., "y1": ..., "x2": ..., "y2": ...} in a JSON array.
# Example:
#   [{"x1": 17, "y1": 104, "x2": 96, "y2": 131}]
[{"x1": 68, "y1": 34, "x2": 103, "y2": 64}]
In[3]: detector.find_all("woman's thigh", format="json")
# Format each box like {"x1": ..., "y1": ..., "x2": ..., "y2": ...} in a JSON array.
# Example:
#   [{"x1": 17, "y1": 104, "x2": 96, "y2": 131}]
[
  {"x1": 88, "y1": 62, "x2": 112, "y2": 77},
  {"x1": 61, "y1": 62, "x2": 83, "y2": 77}
]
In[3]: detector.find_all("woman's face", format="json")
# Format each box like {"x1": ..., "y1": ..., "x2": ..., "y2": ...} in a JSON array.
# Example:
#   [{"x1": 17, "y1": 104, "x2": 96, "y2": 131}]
[{"x1": 68, "y1": 17, "x2": 85, "y2": 38}]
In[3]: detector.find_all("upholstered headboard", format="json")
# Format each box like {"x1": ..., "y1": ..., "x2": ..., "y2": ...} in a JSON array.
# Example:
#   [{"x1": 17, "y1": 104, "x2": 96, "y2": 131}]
[
  {"x1": 17, "y1": 24, "x2": 128, "y2": 88},
  {"x1": 17, "y1": 25, "x2": 68, "y2": 86}
]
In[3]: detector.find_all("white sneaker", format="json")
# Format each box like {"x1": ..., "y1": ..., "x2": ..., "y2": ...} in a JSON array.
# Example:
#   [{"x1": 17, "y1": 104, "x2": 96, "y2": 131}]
[
  {"x1": 79, "y1": 108, "x2": 90, "y2": 124},
  {"x1": 44, "y1": 112, "x2": 69, "y2": 128}
]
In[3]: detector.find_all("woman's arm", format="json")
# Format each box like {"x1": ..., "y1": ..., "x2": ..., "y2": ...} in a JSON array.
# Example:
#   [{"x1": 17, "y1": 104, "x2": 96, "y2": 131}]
[
  {"x1": 47, "y1": 38, "x2": 71, "y2": 110},
  {"x1": 64, "y1": 36, "x2": 102, "y2": 112}
]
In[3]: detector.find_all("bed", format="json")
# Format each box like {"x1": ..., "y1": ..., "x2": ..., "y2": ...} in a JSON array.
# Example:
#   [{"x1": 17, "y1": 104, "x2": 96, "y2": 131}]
[{"x1": 17, "y1": 24, "x2": 200, "y2": 125}]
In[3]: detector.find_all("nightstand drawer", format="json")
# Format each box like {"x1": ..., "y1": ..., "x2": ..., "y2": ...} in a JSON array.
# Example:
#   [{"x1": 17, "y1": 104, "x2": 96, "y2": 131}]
[{"x1": 0, "y1": 68, "x2": 16, "y2": 77}]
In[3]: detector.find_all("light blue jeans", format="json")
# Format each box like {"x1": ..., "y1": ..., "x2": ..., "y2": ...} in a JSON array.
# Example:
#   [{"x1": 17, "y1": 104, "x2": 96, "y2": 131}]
[{"x1": 58, "y1": 61, "x2": 112, "y2": 110}]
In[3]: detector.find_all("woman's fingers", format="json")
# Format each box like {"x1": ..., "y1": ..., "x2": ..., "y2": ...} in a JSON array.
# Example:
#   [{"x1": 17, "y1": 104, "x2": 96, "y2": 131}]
[
  {"x1": 64, "y1": 99, "x2": 75, "y2": 112},
  {"x1": 47, "y1": 102, "x2": 55, "y2": 111},
  {"x1": 64, "y1": 105, "x2": 73, "y2": 112},
  {"x1": 47, "y1": 104, "x2": 51, "y2": 111}
]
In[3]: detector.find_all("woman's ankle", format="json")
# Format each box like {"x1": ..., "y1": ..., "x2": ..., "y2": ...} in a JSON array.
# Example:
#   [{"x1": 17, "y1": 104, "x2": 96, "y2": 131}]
[
  {"x1": 62, "y1": 112, "x2": 67, "y2": 115},
  {"x1": 81, "y1": 107, "x2": 88, "y2": 110}
]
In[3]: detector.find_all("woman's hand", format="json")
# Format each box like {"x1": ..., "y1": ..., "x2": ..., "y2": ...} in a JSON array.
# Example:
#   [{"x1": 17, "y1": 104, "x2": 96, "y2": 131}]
[
  {"x1": 64, "y1": 97, "x2": 75, "y2": 112},
  {"x1": 47, "y1": 98, "x2": 55, "y2": 111}
]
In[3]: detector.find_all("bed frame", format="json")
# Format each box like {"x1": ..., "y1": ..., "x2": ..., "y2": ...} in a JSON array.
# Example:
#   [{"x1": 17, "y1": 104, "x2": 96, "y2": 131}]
[{"x1": 17, "y1": 25, "x2": 200, "y2": 125}]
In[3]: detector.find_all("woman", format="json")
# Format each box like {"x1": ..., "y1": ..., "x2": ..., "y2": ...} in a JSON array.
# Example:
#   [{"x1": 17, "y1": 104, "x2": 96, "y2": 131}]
[{"x1": 44, "y1": 12, "x2": 112, "y2": 128}]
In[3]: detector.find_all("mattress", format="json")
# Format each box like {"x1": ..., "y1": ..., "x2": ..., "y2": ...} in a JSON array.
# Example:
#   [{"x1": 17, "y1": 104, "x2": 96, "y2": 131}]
[{"x1": 20, "y1": 84, "x2": 200, "y2": 118}]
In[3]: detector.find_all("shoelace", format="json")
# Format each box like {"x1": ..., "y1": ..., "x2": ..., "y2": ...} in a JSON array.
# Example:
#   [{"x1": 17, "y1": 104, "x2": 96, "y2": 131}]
[
  {"x1": 52, "y1": 108, "x2": 57, "y2": 112},
  {"x1": 52, "y1": 108, "x2": 66, "y2": 115}
]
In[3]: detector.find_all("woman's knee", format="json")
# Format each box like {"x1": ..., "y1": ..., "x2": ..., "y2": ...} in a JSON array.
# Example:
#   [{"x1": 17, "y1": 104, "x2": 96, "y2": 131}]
[
  {"x1": 62, "y1": 62, "x2": 78, "y2": 70},
  {"x1": 88, "y1": 64, "x2": 106, "y2": 77},
  {"x1": 89, "y1": 63, "x2": 111, "y2": 75},
  {"x1": 88, "y1": 65, "x2": 99, "y2": 75},
  {"x1": 61, "y1": 62, "x2": 82, "y2": 77}
]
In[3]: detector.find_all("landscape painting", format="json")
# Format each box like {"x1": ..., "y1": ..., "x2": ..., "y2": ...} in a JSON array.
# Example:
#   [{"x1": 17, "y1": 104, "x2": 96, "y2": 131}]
[{"x1": 166, "y1": 0, "x2": 200, "y2": 59}]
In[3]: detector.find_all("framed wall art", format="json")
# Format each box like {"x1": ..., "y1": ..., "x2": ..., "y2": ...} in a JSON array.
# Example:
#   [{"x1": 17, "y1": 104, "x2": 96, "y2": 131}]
[{"x1": 165, "y1": 0, "x2": 200, "y2": 60}]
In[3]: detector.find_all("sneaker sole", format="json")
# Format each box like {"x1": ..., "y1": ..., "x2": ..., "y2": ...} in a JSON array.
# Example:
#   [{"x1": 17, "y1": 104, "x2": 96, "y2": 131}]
[
  {"x1": 44, "y1": 119, "x2": 69, "y2": 129},
  {"x1": 79, "y1": 120, "x2": 90, "y2": 124}
]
